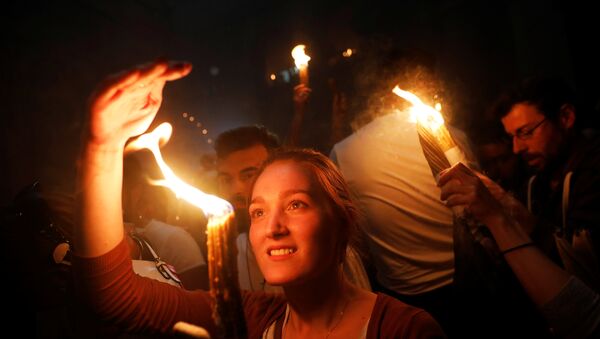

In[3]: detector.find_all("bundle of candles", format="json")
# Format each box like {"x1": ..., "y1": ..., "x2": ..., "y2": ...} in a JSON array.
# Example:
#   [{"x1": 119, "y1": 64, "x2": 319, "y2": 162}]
[
  {"x1": 206, "y1": 211, "x2": 246, "y2": 338},
  {"x1": 126, "y1": 123, "x2": 246, "y2": 338},
  {"x1": 392, "y1": 86, "x2": 466, "y2": 177},
  {"x1": 392, "y1": 86, "x2": 493, "y2": 254}
]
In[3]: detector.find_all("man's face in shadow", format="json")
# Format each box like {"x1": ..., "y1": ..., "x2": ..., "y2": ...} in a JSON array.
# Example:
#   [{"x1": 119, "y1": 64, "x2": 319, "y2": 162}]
[{"x1": 216, "y1": 144, "x2": 269, "y2": 233}]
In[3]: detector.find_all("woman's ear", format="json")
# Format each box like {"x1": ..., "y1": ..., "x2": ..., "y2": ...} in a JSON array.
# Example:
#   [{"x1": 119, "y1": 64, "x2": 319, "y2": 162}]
[{"x1": 559, "y1": 103, "x2": 576, "y2": 130}]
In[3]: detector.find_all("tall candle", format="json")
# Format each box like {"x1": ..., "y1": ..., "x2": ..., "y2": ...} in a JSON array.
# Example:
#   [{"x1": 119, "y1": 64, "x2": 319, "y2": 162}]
[
  {"x1": 207, "y1": 212, "x2": 246, "y2": 338},
  {"x1": 125, "y1": 123, "x2": 247, "y2": 338}
]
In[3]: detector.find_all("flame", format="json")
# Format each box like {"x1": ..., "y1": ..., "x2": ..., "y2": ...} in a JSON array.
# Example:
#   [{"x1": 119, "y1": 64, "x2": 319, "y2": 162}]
[
  {"x1": 126, "y1": 122, "x2": 233, "y2": 224},
  {"x1": 291, "y1": 44, "x2": 311, "y2": 68},
  {"x1": 392, "y1": 86, "x2": 445, "y2": 132}
]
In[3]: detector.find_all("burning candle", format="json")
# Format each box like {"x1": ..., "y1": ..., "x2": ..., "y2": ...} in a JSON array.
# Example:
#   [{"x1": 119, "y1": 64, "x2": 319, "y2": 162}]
[
  {"x1": 291, "y1": 44, "x2": 311, "y2": 86},
  {"x1": 392, "y1": 87, "x2": 495, "y2": 254},
  {"x1": 126, "y1": 123, "x2": 246, "y2": 338},
  {"x1": 392, "y1": 86, "x2": 466, "y2": 176}
]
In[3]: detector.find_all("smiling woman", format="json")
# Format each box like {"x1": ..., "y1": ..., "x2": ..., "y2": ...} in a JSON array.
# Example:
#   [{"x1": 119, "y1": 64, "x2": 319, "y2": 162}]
[
  {"x1": 73, "y1": 61, "x2": 445, "y2": 339},
  {"x1": 246, "y1": 149, "x2": 445, "y2": 338}
]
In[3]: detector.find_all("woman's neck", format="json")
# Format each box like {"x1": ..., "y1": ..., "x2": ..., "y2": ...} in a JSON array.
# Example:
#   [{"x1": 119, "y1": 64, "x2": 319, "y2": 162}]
[{"x1": 283, "y1": 267, "x2": 355, "y2": 336}]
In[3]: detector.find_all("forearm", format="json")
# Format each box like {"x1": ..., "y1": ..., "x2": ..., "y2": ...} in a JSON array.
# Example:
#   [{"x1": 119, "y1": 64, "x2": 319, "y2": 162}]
[
  {"x1": 76, "y1": 140, "x2": 126, "y2": 257},
  {"x1": 485, "y1": 214, "x2": 570, "y2": 306},
  {"x1": 286, "y1": 104, "x2": 305, "y2": 147}
]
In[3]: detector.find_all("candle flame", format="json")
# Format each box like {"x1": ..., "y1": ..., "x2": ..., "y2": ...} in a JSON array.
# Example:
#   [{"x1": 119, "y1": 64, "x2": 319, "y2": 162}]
[
  {"x1": 392, "y1": 86, "x2": 445, "y2": 132},
  {"x1": 291, "y1": 44, "x2": 311, "y2": 68},
  {"x1": 126, "y1": 122, "x2": 233, "y2": 224}
]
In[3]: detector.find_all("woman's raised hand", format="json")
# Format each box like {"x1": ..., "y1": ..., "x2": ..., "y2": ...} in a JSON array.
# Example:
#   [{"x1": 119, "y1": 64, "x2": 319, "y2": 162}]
[{"x1": 86, "y1": 60, "x2": 192, "y2": 147}]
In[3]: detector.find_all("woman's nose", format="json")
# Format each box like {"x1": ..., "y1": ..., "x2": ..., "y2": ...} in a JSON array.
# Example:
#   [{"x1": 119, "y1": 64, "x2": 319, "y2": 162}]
[{"x1": 266, "y1": 209, "x2": 289, "y2": 239}]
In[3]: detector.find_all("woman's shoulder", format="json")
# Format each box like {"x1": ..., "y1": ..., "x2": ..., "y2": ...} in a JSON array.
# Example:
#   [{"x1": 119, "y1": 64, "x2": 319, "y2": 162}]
[{"x1": 242, "y1": 291, "x2": 287, "y2": 338}]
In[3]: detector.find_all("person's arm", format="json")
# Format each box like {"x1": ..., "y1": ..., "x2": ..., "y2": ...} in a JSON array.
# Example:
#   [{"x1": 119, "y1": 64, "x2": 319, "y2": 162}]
[
  {"x1": 73, "y1": 61, "x2": 224, "y2": 334},
  {"x1": 329, "y1": 84, "x2": 347, "y2": 147},
  {"x1": 438, "y1": 163, "x2": 574, "y2": 305},
  {"x1": 286, "y1": 84, "x2": 311, "y2": 147},
  {"x1": 76, "y1": 60, "x2": 191, "y2": 257}
]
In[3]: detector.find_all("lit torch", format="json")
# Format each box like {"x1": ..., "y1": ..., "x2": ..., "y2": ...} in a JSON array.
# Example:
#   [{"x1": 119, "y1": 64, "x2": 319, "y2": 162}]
[
  {"x1": 291, "y1": 44, "x2": 311, "y2": 86},
  {"x1": 392, "y1": 86, "x2": 492, "y2": 253},
  {"x1": 126, "y1": 123, "x2": 246, "y2": 339},
  {"x1": 392, "y1": 86, "x2": 466, "y2": 176}
]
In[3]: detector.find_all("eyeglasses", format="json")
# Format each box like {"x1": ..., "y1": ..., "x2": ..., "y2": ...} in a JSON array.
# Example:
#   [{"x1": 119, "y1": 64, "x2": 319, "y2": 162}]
[{"x1": 510, "y1": 118, "x2": 547, "y2": 140}]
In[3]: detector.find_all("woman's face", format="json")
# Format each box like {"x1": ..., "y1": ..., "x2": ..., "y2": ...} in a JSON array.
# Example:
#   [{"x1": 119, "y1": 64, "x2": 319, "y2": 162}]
[{"x1": 248, "y1": 160, "x2": 339, "y2": 286}]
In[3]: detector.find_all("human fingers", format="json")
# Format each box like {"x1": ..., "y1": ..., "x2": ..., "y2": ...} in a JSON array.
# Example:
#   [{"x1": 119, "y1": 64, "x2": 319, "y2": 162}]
[
  {"x1": 160, "y1": 61, "x2": 193, "y2": 81},
  {"x1": 133, "y1": 61, "x2": 170, "y2": 87},
  {"x1": 444, "y1": 193, "x2": 473, "y2": 209},
  {"x1": 437, "y1": 162, "x2": 472, "y2": 186},
  {"x1": 92, "y1": 69, "x2": 142, "y2": 107},
  {"x1": 439, "y1": 178, "x2": 471, "y2": 201}
]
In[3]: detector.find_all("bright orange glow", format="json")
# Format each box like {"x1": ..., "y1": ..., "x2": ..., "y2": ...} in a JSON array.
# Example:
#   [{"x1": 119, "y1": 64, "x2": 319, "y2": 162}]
[
  {"x1": 392, "y1": 86, "x2": 445, "y2": 132},
  {"x1": 435, "y1": 103, "x2": 442, "y2": 112},
  {"x1": 270, "y1": 74, "x2": 276, "y2": 80},
  {"x1": 126, "y1": 123, "x2": 232, "y2": 223},
  {"x1": 291, "y1": 44, "x2": 311, "y2": 68},
  {"x1": 342, "y1": 48, "x2": 354, "y2": 57}
]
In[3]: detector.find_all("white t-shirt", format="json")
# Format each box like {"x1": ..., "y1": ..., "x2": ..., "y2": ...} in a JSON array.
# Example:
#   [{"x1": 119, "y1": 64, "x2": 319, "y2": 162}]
[
  {"x1": 331, "y1": 111, "x2": 462, "y2": 295},
  {"x1": 137, "y1": 219, "x2": 206, "y2": 274}
]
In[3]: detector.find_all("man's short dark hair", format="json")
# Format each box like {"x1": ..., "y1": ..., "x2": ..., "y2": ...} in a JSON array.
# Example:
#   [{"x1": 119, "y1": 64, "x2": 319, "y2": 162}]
[
  {"x1": 214, "y1": 125, "x2": 281, "y2": 159},
  {"x1": 489, "y1": 76, "x2": 578, "y2": 126}
]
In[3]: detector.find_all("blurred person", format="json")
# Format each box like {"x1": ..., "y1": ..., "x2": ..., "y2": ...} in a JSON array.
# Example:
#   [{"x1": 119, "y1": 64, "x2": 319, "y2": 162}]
[
  {"x1": 471, "y1": 121, "x2": 529, "y2": 196},
  {"x1": 215, "y1": 125, "x2": 284, "y2": 292},
  {"x1": 123, "y1": 154, "x2": 208, "y2": 290},
  {"x1": 330, "y1": 54, "x2": 472, "y2": 334}
]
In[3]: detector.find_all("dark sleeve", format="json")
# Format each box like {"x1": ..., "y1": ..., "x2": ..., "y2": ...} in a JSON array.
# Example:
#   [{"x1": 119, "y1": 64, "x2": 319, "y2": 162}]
[
  {"x1": 569, "y1": 159, "x2": 600, "y2": 258},
  {"x1": 72, "y1": 238, "x2": 218, "y2": 335},
  {"x1": 367, "y1": 294, "x2": 446, "y2": 339},
  {"x1": 242, "y1": 291, "x2": 287, "y2": 338},
  {"x1": 541, "y1": 276, "x2": 600, "y2": 338}
]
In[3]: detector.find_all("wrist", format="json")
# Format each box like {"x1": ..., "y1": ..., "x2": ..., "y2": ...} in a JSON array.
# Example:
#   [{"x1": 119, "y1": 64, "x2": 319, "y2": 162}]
[
  {"x1": 83, "y1": 130, "x2": 126, "y2": 155},
  {"x1": 485, "y1": 213, "x2": 532, "y2": 249},
  {"x1": 500, "y1": 242, "x2": 534, "y2": 255}
]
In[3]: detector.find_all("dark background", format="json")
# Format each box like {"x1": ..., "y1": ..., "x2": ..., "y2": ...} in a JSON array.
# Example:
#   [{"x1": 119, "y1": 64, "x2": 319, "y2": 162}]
[{"x1": 2, "y1": 0, "x2": 599, "y2": 205}]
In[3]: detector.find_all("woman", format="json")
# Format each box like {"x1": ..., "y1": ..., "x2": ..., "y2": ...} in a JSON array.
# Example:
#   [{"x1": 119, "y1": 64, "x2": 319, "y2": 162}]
[{"x1": 73, "y1": 60, "x2": 444, "y2": 338}]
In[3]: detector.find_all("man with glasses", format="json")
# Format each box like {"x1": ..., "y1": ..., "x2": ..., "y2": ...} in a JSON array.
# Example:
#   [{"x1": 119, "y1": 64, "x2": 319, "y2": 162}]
[{"x1": 490, "y1": 76, "x2": 600, "y2": 291}]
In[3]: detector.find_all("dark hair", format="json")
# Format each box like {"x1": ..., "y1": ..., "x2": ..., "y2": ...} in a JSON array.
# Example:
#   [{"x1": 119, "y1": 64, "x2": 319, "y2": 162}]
[
  {"x1": 489, "y1": 76, "x2": 578, "y2": 127},
  {"x1": 214, "y1": 125, "x2": 280, "y2": 159},
  {"x1": 251, "y1": 148, "x2": 361, "y2": 262}
]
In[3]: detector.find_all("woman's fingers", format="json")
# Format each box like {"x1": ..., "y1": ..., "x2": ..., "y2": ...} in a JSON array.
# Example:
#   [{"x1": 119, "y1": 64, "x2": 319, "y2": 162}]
[
  {"x1": 161, "y1": 62, "x2": 193, "y2": 81},
  {"x1": 93, "y1": 69, "x2": 141, "y2": 107}
]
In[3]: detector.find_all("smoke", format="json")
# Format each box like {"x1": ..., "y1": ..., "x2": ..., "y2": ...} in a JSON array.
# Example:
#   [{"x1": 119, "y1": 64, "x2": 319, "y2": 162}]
[{"x1": 348, "y1": 38, "x2": 455, "y2": 131}]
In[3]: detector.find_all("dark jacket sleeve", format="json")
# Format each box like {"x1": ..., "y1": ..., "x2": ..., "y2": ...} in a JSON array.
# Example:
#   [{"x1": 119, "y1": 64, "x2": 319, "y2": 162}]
[{"x1": 367, "y1": 293, "x2": 446, "y2": 339}]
